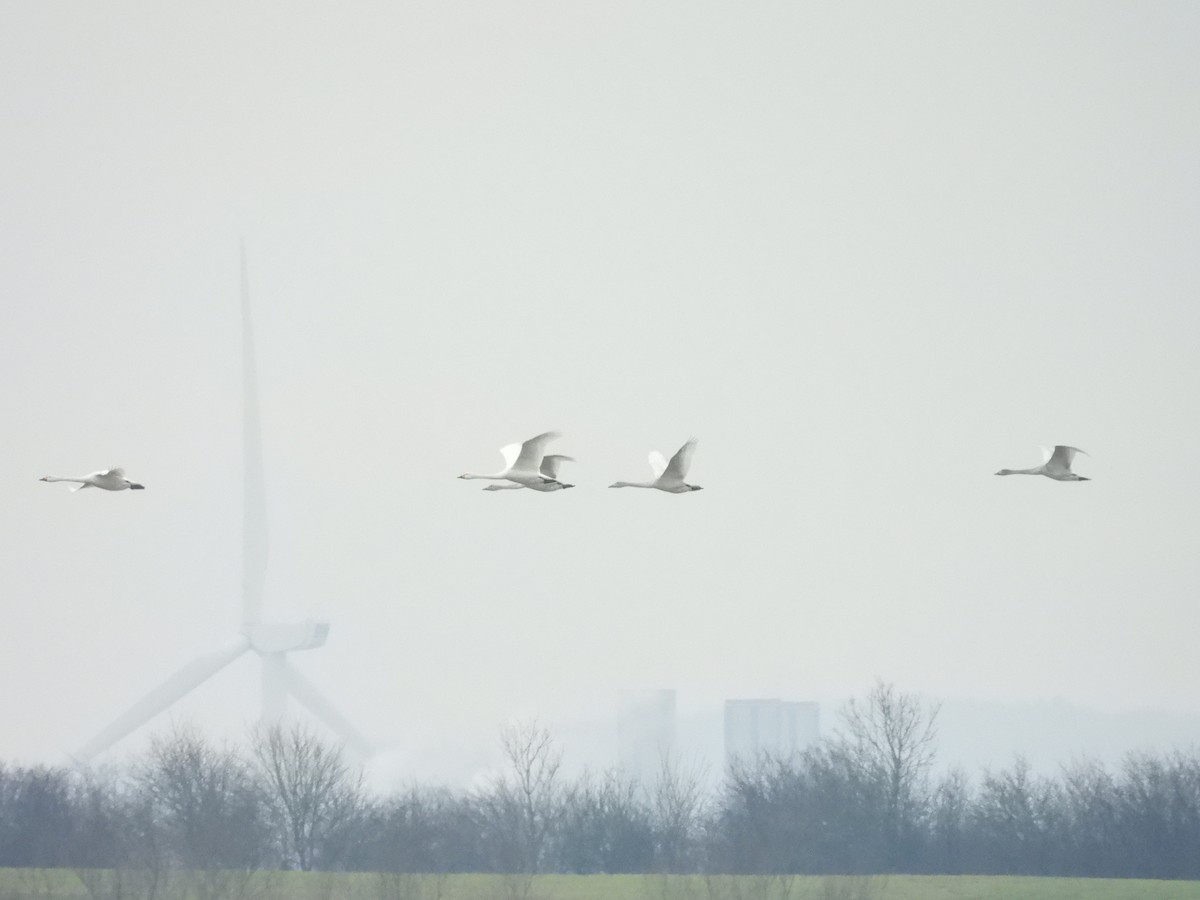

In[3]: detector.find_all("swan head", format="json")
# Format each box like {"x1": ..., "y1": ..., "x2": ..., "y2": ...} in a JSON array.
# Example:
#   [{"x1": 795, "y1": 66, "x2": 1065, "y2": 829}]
[
  {"x1": 994, "y1": 469, "x2": 1013, "y2": 476},
  {"x1": 457, "y1": 473, "x2": 472, "y2": 479},
  {"x1": 38, "y1": 476, "x2": 51, "y2": 482}
]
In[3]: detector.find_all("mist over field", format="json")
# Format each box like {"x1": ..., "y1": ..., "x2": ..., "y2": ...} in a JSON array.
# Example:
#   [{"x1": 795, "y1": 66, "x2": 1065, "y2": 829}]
[{"x1": 2, "y1": 0, "x2": 1198, "y2": 808}]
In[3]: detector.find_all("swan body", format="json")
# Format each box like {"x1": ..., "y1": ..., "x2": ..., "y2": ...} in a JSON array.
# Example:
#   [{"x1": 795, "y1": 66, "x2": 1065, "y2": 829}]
[
  {"x1": 995, "y1": 445, "x2": 1090, "y2": 481},
  {"x1": 459, "y1": 431, "x2": 571, "y2": 489},
  {"x1": 610, "y1": 439, "x2": 702, "y2": 493},
  {"x1": 483, "y1": 455, "x2": 576, "y2": 491},
  {"x1": 40, "y1": 467, "x2": 145, "y2": 492}
]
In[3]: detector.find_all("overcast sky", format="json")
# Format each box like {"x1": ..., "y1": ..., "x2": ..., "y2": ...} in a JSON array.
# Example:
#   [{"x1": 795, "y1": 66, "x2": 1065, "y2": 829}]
[{"x1": 2, "y1": 2, "x2": 1198, "y2": 782}]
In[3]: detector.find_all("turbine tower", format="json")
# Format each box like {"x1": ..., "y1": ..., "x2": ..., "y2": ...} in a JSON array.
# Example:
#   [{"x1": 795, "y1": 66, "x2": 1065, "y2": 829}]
[{"x1": 76, "y1": 247, "x2": 370, "y2": 760}]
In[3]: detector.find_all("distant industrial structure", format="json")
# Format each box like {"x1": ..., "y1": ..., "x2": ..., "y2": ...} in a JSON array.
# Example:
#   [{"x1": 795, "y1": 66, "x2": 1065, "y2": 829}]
[
  {"x1": 618, "y1": 689, "x2": 676, "y2": 786},
  {"x1": 724, "y1": 698, "x2": 819, "y2": 770}
]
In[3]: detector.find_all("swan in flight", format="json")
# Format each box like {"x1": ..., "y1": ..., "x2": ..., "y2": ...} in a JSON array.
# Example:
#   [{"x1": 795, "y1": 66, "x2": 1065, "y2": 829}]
[
  {"x1": 995, "y1": 446, "x2": 1090, "y2": 481},
  {"x1": 483, "y1": 454, "x2": 576, "y2": 491},
  {"x1": 458, "y1": 431, "x2": 571, "y2": 490},
  {"x1": 40, "y1": 467, "x2": 146, "y2": 492},
  {"x1": 610, "y1": 438, "x2": 703, "y2": 493}
]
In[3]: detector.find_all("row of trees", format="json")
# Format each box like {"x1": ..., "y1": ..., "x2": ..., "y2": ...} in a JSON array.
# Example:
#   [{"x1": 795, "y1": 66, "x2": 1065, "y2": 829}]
[
  {"x1": 1, "y1": 723, "x2": 361, "y2": 875},
  {"x1": 3, "y1": 683, "x2": 1199, "y2": 880}
]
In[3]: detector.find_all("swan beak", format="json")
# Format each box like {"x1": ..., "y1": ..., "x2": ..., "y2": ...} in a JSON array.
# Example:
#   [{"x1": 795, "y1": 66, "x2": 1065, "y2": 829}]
[
  {"x1": 1077, "y1": 476, "x2": 1091, "y2": 481},
  {"x1": 38, "y1": 476, "x2": 49, "y2": 481}
]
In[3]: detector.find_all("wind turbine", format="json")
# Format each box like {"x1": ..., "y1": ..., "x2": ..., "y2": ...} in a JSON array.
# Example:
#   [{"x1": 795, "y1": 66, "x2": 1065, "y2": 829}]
[{"x1": 75, "y1": 247, "x2": 370, "y2": 760}]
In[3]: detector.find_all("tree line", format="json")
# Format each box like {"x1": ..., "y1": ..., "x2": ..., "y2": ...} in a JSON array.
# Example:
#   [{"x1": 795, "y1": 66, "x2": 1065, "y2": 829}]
[{"x1": 2, "y1": 682, "x2": 1199, "y2": 881}]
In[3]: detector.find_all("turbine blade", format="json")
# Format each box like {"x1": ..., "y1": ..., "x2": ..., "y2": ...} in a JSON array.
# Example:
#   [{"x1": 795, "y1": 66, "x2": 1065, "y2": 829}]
[
  {"x1": 241, "y1": 242, "x2": 268, "y2": 627},
  {"x1": 75, "y1": 634, "x2": 251, "y2": 760},
  {"x1": 282, "y1": 660, "x2": 372, "y2": 759}
]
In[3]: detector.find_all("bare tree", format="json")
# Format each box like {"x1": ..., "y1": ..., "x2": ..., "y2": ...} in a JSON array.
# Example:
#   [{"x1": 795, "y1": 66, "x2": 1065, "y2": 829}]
[
  {"x1": 478, "y1": 719, "x2": 563, "y2": 880},
  {"x1": 971, "y1": 755, "x2": 1057, "y2": 875},
  {"x1": 1059, "y1": 756, "x2": 1119, "y2": 877},
  {"x1": 557, "y1": 768, "x2": 654, "y2": 873},
  {"x1": 73, "y1": 769, "x2": 173, "y2": 900},
  {"x1": 650, "y1": 753, "x2": 708, "y2": 874},
  {"x1": 135, "y1": 726, "x2": 269, "y2": 872},
  {"x1": 927, "y1": 767, "x2": 971, "y2": 873},
  {"x1": 250, "y1": 721, "x2": 364, "y2": 871},
  {"x1": 133, "y1": 726, "x2": 271, "y2": 900},
  {"x1": 835, "y1": 680, "x2": 940, "y2": 870},
  {"x1": 0, "y1": 763, "x2": 77, "y2": 867},
  {"x1": 1117, "y1": 750, "x2": 1200, "y2": 880}
]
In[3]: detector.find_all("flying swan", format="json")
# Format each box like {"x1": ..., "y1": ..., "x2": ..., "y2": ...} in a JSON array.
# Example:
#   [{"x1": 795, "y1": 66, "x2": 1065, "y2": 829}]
[
  {"x1": 610, "y1": 439, "x2": 703, "y2": 493},
  {"x1": 995, "y1": 446, "x2": 1090, "y2": 482},
  {"x1": 482, "y1": 454, "x2": 576, "y2": 491},
  {"x1": 458, "y1": 431, "x2": 572, "y2": 491},
  {"x1": 40, "y1": 467, "x2": 146, "y2": 492}
]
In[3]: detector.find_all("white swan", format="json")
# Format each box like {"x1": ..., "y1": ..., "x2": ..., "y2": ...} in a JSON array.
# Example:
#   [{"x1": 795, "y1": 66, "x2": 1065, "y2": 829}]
[
  {"x1": 482, "y1": 454, "x2": 576, "y2": 491},
  {"x1": 610, "y1": 439, "x2": 703, "y2": 493},
  {"x1": 40, "y1": 467, "x2": 145, "y2": 492},
  {"x1": 458, "y1": 431, "x2": 570, "y2": 489},
  {"x1": 995, "y1": 446, "x2": 1090, "y2": 482}
]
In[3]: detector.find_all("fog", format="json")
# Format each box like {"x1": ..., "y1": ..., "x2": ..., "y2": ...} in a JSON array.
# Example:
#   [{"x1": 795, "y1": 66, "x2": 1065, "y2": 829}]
[{"x1": 1, "y1": 2, "x2": 1198, "y2": 784}]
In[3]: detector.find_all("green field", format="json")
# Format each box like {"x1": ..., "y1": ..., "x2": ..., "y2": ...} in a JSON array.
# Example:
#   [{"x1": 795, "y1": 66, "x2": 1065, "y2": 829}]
[{"x1": 3, "y1": 870, "x2": 1199, "y2": 900}]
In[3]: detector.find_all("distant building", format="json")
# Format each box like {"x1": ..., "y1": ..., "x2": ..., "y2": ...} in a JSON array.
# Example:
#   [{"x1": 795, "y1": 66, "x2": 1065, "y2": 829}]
[
  {"x1": 618, "y1": 689, "x2": 676, "y2": 786},
  {"x1": 724, "y1": 699, "x2": 819, "y2": 771}
]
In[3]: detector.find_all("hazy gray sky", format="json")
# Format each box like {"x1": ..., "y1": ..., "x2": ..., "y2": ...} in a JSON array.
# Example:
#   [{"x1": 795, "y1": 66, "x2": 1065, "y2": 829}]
[{"x1": 2, "y1": 2, "x2": 1198, "y2": 780}]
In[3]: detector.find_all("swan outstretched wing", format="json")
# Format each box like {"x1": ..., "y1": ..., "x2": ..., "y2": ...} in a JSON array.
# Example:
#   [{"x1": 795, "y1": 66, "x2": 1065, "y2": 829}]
[
  {"x1": 540, "y1": 454, "x2": 575, "y2": 479},
  {"x1": 648, "y1": 451, "x2": 668, "y2": 479},
  {"x1": 103, "y1": 467, "x2": 125, "y2": 477},
  {"x1": 512, "y1": 431, "x2": 561, "y2": 473},
  {"x1": 1046, "y1": 445, "x2": 1086, "y2": 474},
  {"x1": 498, "y1": 443, "x2": 522, "y2": 470},
  {"x1": 661, "y1": 439, "x2": 698, "y2": 483}
]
